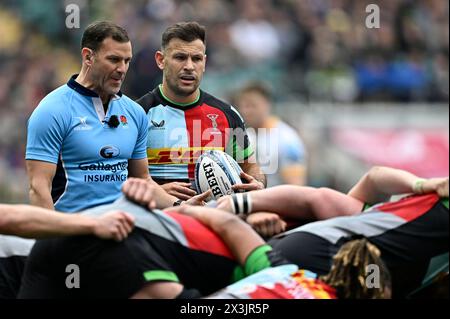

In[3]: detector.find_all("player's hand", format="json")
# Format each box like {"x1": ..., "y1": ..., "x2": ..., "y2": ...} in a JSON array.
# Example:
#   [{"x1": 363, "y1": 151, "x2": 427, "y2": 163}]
[
  {"x1": 423, "y1": 177, "x2": 449, "y2": 198},
  {"x1": 93, "y1": 211, "x2": 135, "y2": 241},
  {"x1": 216, "y1": 195, "x2": 234, "y2": 213},
  {"x1": 232, "y1": 172, "x2": 265, "y2": 192},
  {"x1": 185, "y1": 190, "x2": 212, "y2": 206},
  {"x1": 245, "y1": 213, "x2": 287, "y2": 238},
  {"x1": 122, "y1": 178, "x2": 157, "y2": 210},
  {"x1": 162, "y1": 182, "x2": 198, "y2": 200},
  {"x1": 164, "y1": 205, "x2": 235, "y2": 230}
]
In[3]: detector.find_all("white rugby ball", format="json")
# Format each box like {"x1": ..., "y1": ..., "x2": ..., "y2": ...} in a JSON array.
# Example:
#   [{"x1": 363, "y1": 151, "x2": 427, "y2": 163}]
[{"x1": 194, "y1": 151, "x2": 243, "y2": 199}]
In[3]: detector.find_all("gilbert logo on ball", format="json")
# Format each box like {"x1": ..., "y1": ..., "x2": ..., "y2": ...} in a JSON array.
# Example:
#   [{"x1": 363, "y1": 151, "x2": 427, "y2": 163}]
[{"x1": 194, "y1": 150, "x2": 243, "y2": 199}]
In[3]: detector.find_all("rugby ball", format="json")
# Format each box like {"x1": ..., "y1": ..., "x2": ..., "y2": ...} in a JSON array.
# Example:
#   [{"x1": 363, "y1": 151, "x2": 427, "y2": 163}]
[{"x1": 194, "y1": 150, "x2": 243, "y2": 199}]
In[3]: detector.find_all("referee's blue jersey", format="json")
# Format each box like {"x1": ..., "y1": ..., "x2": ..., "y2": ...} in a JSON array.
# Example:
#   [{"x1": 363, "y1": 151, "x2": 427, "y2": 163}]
[{"x1": 26, "y1": 75, "x2": 148, "y2": 212}]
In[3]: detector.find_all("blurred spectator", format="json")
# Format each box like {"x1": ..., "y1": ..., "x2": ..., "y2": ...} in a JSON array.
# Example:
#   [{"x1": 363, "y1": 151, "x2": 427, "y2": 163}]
[
  {"x1": 0, "y1": 0, "x2": 448, "y2": 201},
  {"x1": 229, "y1": 0, "x2": 281, "y2": 63},
  {"x1": 234, "y1": 82, "x2": 308, "y2": 187}
]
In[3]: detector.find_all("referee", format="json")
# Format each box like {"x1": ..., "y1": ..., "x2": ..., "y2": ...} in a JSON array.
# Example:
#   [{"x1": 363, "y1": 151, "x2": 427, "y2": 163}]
[{"x1": 25, "y1": 21, "x2": 184, "y2": 212}]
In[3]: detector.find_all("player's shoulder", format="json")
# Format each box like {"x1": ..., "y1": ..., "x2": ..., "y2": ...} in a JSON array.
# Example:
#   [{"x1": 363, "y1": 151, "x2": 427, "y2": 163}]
[
  {"x1": 275, "y1": 119, "x2": 303, "y2": 142},
  {"x1": 202, "y1": 90, "x2": 243, "y2": 121},
  {"x1": 119, "y1": 94, "x2": 147, "y2": 116},
  {"x1": 202, "y1": 90, "x2": 232, "y2": 110},
  {"x1": 135, "y1": 88, "x2": 159, "y2": 113},
  {"x1": 275, "y1": 118, "x2": 295, "y2": 133}
]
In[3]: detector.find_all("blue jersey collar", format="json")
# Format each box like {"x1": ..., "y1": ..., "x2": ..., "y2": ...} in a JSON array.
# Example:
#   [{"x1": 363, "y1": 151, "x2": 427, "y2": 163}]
[{"x1": 67, "y1": 75, "x2": 123, "y2": 99}]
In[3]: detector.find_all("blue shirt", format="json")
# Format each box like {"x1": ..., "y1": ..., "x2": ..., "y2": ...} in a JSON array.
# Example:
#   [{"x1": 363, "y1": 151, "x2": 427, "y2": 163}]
[
  {"x1": 26, "y1": 75, "x2": 148, "y2": 212},
  {"x1": 248, "y1": 117, "x2": 306, "y2": 187}
]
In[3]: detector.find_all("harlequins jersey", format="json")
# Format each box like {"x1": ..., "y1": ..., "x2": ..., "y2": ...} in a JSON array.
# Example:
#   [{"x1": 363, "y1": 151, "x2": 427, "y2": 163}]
[
  {"x1": 19, "y1": 198, "x2": 286, "y2": 298},
  {"x1": 210, "y1": 266, "x2": 337, "y2": 299},
  {"x1": 136, "y1": 86, "x2": 254, "y2": 182}
]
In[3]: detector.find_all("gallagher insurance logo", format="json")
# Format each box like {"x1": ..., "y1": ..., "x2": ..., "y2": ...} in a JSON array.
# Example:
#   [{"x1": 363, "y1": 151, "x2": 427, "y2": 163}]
[{"x1": 100, "y1": 146, "x2": 121, "y2": 159}]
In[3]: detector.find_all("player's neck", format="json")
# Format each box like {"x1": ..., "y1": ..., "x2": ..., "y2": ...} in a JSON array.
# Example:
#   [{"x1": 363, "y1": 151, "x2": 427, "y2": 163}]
[
  {"x1": 75, "y1": 72, "x2": 112, "y2": 105},
  {"x1": 160, "y1": 83, "x2": 200, "y2": 106}
]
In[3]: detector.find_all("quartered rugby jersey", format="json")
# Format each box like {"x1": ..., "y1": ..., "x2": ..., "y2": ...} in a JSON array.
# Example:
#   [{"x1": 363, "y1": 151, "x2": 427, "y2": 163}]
[
  {"x1": 274, "y1": 194, "x2": 449, "y2": 297},
  {"x1": 136, "y1": 86, "x2": 254, "y2": 182},
  {"x1": 210, "y1": 266, "x2": 337, "y2": 299},
  {"x1": 26, "y1": 75, "x2": 148, "y2": 212},
  {"x1": 282, "y1": 194, "x2": 449, "y2": 246},
  {"x1": 82, "y1": 197, "x2": 286, "y2": 295}
]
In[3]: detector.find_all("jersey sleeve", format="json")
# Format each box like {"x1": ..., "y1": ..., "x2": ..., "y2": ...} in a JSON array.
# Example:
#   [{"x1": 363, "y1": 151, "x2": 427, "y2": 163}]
[
  {"x1": 131, "y1": 106, "x2": 149, "y2": 160},
  {"x1": 25, "y1": 101, "x2": 69, "y2": 164},
  {"x1": 232, "y1": 245, "x2": 290, "y2": 282},
  {"x1": 278, "y1": 129, "x2": 307, "y2": 169},
  {"x1": 225, "y1": 106, "x2": 254, "y2": 163}
]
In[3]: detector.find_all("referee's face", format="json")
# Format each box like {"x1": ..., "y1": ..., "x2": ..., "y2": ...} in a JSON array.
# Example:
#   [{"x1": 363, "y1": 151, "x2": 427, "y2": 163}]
[
  {"x1": 90, "y1": 38, "x2": 133, "y2": 98},
  {"x1": 158, "y1": 38, "x2": 206, "y2": 97}
]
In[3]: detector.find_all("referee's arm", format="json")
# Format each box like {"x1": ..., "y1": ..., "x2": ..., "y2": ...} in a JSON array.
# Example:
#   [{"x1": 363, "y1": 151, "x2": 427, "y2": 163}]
[{"x1": 26, "y1": 160, "x2": 57, "y2": 210}]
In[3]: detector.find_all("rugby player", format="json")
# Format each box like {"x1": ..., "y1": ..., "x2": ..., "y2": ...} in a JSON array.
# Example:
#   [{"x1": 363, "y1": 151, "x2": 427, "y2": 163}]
[{"x1": 136, "y1": 22, "x2": 266, "y2": 203}]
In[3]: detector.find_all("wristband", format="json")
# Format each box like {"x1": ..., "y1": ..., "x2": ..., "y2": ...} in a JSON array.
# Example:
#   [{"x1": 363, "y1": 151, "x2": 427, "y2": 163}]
[{"x1": 231, "y1": 193, "x2": 253, "y2": 216}]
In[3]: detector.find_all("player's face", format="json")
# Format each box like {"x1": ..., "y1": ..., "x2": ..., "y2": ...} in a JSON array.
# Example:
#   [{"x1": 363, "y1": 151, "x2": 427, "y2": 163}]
[
  {"x1": 159, "y1": 39, "x2": 206, "y2": 97},
  {"x1": 236, "y1": 91, "x2": 270, "y2": 129},
  {"x1": 89, "y1": 38, "x2": 132, "y2": 98}
]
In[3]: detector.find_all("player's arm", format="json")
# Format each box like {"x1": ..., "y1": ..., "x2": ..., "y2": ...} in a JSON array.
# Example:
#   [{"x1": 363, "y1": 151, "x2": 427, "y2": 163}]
[
  {"x1": 0, "y1": 204, "x2": 134, "y2": 241},
  {"x1": 167, "y1": 205, "x2": 265, "y2": 265},
  {"x1": 26, "y1": 160, "x2": 57, "y2": 210},
  {"x1": 348, "y1": 166, "x2": 449, "y2": 205},
  {"x1": 123, "y1": 172, "x2": 210, "y2": 209},
  {"x1": 133, "y1": 205, "x2": 272, "y2": 299},
  {"x1": 218, "y1": 186, "x2": 364, "y2": 220}
]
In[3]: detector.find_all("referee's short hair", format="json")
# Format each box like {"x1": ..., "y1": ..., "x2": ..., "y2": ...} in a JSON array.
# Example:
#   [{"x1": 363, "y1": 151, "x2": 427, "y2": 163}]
[
  {"x1": 162, "y1": 22, "x2": 206, "y2": 50},
  {"x1": 81, "y1": 21, "x2": 130, "y2": 52}
]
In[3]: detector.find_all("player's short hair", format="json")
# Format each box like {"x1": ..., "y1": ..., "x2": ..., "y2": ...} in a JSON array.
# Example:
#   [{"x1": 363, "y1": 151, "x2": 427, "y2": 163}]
[
  {"x1": 81, "y1": 21, "x2": 130, "y2": 52},
  {"x1": 238, "y1": 82, "x2": 272, "y2": 101},
  {"x1": 162, "y1": 22, "x2": 206, "y2": 50}
]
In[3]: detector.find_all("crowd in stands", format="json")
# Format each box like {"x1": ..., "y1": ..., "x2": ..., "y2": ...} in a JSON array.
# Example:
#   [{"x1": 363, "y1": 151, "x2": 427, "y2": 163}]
[{"x1": 0, "y1": 0, "x2": 448, "y2": 202}]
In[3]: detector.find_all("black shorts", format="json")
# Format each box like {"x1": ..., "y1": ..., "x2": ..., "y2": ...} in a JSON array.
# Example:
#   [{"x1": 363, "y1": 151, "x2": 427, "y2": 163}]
[
  {"x1": 18, "y1": 234, "x2": 147, "y2": 299},
  {"x1": 0, "y1": 256, "x2": 27, "y2": 299},
  {"x1": 18, "y1": 227, "x2": 238, "y2": 299},
  {"x1": 268, "y1": 232, "x2": 336, "y2": 276},
  {"x1": 268, "y1": 200, "x2": 449, "y2": 298}
]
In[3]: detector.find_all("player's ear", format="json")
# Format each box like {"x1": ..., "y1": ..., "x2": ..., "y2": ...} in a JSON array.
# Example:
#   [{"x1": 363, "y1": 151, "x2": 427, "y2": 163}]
[
  {"x1": 203, "y1": 54, "x2": 207, "y2": 72},
  {"x1": 155, "y1": 50, "x2": 165, "y2": 70}
]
